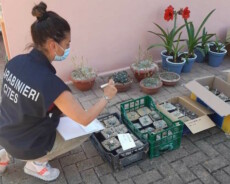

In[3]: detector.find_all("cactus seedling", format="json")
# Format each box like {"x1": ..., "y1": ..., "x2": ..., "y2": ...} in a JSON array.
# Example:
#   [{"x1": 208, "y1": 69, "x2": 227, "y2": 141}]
[{"x1": 112, "y1": 71, "x2": 129, "y2": 84}]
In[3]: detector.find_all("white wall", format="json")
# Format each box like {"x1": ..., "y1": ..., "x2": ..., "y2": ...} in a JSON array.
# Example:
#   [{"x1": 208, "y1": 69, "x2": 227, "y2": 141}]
[{"x1": 1, "y1": 0, "x2": 230, "y2": 81}]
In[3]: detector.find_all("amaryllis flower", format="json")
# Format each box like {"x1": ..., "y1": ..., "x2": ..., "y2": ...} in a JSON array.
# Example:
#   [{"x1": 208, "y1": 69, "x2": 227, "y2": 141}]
[
  {"x1": 182, "y1": 7, "x2": 190, "y2": 20},
  {"x1": 164, "y1": 5, "x2": 174, "y2": 21}
]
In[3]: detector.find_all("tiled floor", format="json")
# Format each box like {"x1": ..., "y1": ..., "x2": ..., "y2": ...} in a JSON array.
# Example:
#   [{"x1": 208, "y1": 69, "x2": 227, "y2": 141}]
[{"x1": 0, "y1": 37, "x2": 230, "y2": 184}]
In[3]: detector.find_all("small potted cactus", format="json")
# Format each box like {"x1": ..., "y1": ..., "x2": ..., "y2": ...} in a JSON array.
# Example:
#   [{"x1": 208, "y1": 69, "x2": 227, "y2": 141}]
[
  {"x1": 101, "y1": 137, "x2": 121, "y2": 152},
  {"x1": 153, "y1": 120, "x2": 168, "y2": 129},
  {"x1": 114, "y1": 124, "x2": 128, "y2": 134},
  {"x1": 130, "y1": 46, "x2": 158, "y2": 81},
  {"x1": 103, "y1": 116, "x2": 121, "y2": 128},
  {"x1": 159, "y1": 102, "x2": 177, "y2": 112},
  {"x1": 111, "y1": 70, "x2": 132, "y2": 92},
  {"x1": 101, "y1": 127, "x2": 117, "y2": 139},
  {"x1": 149, "y1": 110, "x2": 162, "y2": 121},
  {"x1": 139, "y1": 115, "x2": 153, "y2": 127},
  {"x1": 136, "y1": 107, "x2": 151, "y2": 116},
  {"x1": 126, "y1": 111, "x2": 140, "y2": 122},
  {"x1": 140, "y1": 76, "x2": 163, "y2": 94},
  {"x1": 70, "y1": 56, "x2": 97, "y2": 91}
]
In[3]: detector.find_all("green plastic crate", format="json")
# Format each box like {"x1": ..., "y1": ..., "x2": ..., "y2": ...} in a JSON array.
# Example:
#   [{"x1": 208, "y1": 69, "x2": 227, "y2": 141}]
[{"x1": 120, "y1": 96, "x2": 183, "y2": 159}]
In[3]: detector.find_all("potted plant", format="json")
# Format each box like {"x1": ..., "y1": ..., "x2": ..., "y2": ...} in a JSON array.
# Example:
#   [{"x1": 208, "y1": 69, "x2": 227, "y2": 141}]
[
  {"x1": 131, "y1": 46, "x2": 158, "y2": 82},
  {"x1": 194, "y1": 28, "x2": 215, "y2": 63},
  {"x1": 148, "y1": 5, "x2": 187, "y2": 70},
  {"x1": 165, "y1": 32, "x2": 186, "y2": 74},
  {"x1": 70, "y1": 56, "x2": 97, "y2": 91},
  {"x1": 208, "y1": 36, "x2": 228, "y2": 67},
  {"x1": 111, "y1": 70, "x2": 133, "y2": 92},
  {"x1": 140, "y1": 75, "x2": 163, "y2": 94},
  {"x1": 159, "y1": 72, "x2": 180, "y2": 86},
  {"x1": 181, "y1": 8, "x2": 215, "y2": 72}
]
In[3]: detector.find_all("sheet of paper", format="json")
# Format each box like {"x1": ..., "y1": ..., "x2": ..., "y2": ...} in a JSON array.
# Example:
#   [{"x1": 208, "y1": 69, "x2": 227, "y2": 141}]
[
  {"x1": 80, "y1": 119, "x2": 104, "y2": 133},
  {"x1": 57, "y1": 117, "x2": 104, "y2": 141},
  {"x1": 117, "y1": 133, "x2": 136, "y2": 151}
]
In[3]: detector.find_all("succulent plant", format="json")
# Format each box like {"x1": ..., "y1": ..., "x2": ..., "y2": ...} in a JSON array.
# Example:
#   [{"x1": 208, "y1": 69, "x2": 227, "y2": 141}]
[
  {"x1": 149, "y1": 111, "x2": 162, "y2": 121},
  {"x1": 137, "y1": 107, "x2": 151, "y2": 116},
  {"x1": 102, "y1": 137, "x2": 120, "y2": 151},
  {"x1": 131, "y1": 46, "x2": 157, "y2": 71},
  {"x1": 112, "y1": 71, "x2": 129, "y2": 84},
  {"x1": 153, "y1": 120, "x2": 168, "y2": 129},
  {"x1": 114, "y1": 124, "x2": 128, "y2": 134},
  {"x1": 139, "y1": 115, "x2": 153, "y2": 127},
  {"x1": 205, "y1": 88, "x2": 230, "y2": 103},
  {"x1": 142, "y1": 77, "x2": 161, "y2": 88},
  {"x1": 71, "y1": 56, "x2": 96, "y2": 80},
  {"x1": 160, "y1": 102, "x2": 177, "y2": 112},
  {"x1": 133, "y1": 123, "x2": 142, "y2": 129},
  {"x1": 159, "y1": 72, "x2": 180, "y2": 81},
  {"x1": 218, "y1": 92, "x2": 229, "y2": 102},
  {"x1": 172, "y1": 103, "x2": 199, "y2": 120},
  {"x1": 101, "y1": 127, "x2": 117, "y2": 139},
  {"x1": 103, "y1": 116, "x2": 120, "y2": 128},
  {"x1": 210, "y1": 88, "x2": 220, "y2": 95},
  {"x1": 126, "y1": 111, "x2": 140, "y2": 121},
  {"x1": 133, "y1": 60, "x2": 154, "y2": 70},
  {"x1": 171, "y1": 110, "x2": 185, "y2": 118}
]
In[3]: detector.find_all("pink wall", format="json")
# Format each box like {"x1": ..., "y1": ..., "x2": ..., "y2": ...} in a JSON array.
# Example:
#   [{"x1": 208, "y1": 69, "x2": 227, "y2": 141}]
[{"x1": 1, "y1": 0, "x2": 230, "y2": 81}]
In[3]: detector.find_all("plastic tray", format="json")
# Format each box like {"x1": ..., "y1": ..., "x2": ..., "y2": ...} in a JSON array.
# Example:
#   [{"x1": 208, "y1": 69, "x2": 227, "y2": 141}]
[
  {"x1": 90, "y1": 113, "x2": 148, "y2": 171},
  {"x1": 120, "y1": 96, "x2": 183, "y2": 159}
]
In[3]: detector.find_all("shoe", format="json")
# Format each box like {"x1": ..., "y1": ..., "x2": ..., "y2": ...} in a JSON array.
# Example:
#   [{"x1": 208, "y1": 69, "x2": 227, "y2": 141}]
[
  {"x1": 0, "y1": 149, "x2": 10, "y2": 174},
  {"x1": 24, "y1": 161, "x2": 60, "y2": 181}
]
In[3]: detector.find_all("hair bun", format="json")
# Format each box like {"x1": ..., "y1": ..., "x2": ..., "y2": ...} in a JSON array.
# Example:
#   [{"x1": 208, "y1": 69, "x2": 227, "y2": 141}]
[{"x1": 32, "y1": 2, "x2": 47, "y2": 20}]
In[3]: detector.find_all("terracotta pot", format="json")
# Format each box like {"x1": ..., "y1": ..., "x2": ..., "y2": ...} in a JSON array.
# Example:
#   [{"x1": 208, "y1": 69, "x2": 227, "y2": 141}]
[
  {"x1": 159, "y1": 72, "x2": 180, "y2": 86},
  {"x1": 115, "y1": 79, "x2": 133, "y2": 92},
  {"x1": 130, "y1": 65, "x2": 156, "y2": 82},
  {"x1": 140, "y1": 79, "x2": 163, "y2": 94},
  {"x1": 71, "y1": 76, "x2": 96, "y2": 91}
]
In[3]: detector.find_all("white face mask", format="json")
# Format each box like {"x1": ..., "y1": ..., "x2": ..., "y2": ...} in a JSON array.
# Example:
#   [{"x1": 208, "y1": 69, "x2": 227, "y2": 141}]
[{"x1": 54, "y1": 43, "x2": 70, "y2": 61}]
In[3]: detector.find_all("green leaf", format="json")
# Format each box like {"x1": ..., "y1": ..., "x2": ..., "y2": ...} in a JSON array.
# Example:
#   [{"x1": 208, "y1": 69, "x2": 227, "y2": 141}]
[
  {"x1": 204, "y1": 34, "x2": 215, "y2": 42},
  {"x1": 148, "y1": 31, "x2": 167, "y2": 45},
  {"x1": 190, "y1": 23, "x2": 195, "y2": 41},
  {"x1": 154, "y1": 23, "x2": 168, "y2": 39},
  {"x1": 195, "y1": 9, "x2": 215, "y2": 39},
  {"x1": 148, "y1": 31, "x2": 164, "y2": 38},
  {"x1": 147, "y1": 44, "x2": 169, "y2": 50},
  {"x1": 178, "y1": 45, "x2": 185, "y2": 52}
]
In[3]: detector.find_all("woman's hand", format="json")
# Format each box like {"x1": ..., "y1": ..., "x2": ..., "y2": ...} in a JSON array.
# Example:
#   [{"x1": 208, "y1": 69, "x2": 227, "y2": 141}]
[
  {"x1": 103, "y1": 79, "x2": 117, "y2": 99},
  {"x1": 54, "y1": 79, "x2": 117, "y2": 126}
]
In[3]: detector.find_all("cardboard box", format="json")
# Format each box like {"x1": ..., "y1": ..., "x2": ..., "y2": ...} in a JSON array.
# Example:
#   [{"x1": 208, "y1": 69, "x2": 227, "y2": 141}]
[
  {"x1": 222, "y1": 69, "x2": 230, "y2": 83},
  {"x1": 157, "y1": 96, "x2": 215, "y2": 134},
  {"x1": 185, "y1": 76, "x2": 230, "y2": 133}
]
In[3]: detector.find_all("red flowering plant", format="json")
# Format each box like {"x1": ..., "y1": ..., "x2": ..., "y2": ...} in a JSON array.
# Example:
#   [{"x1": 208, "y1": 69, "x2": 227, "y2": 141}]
[
  {"x1": 181, "y1": 7, "x2": 215, "y2": 58},
  {"x1": 148, "y1": 5, "x2": 187, "y2": 59}
]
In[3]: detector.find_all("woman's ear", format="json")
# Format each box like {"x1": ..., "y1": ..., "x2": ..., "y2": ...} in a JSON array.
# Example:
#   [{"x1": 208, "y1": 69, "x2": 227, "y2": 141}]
[
  {"x1": 47, "y1": 39, "x2": 57, "y2": 52},
  {"x1": 45, "y1": 39, "x2": 57, "y2": 60}
]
